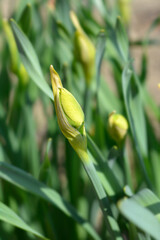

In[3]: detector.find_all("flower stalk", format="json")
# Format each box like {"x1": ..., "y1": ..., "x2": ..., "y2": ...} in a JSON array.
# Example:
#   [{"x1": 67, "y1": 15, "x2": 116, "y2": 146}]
[
  {"x1": 70, "y1": 11, "x2": 95, "y2": 116},
  {"x1": 50, "y1": 65, "x2": 118, "y2": 239}
]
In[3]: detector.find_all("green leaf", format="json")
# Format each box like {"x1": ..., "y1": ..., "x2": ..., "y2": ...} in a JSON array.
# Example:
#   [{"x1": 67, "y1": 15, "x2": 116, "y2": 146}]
[
  {"x1": 55, "y1": 0, "x2": 72, "y2": 33},
  {"x1": 0, "y1": 201, "x2": 47, "y2": 239},
  {"x1": 98, "y1": 77, "x2": 122, "y2": 114},
  {"x1": 18, "y1": 3, "x2": 32, "y2": 34},
  {"x1": 139, "y1": 51, "x2": 147, "y2": 83},
  {"x1": 87, "y1": 135, "x2": 122, "y2": 198},
  {"x1": 133, "y1": 189, "x2": 160, "y2": 221},
  {"x1": 118, "y1": 197, "x2": 160, "y2": 240},
  {"x1": 0, "y1": 162, "x2": 101, "y2": 240},
  {"x1": 38, "y1": 138, "x2": 52, "y2": 183},
  {"x1": 122, "y1": 63, "x2": 152, "y2": 188},
  {"x1": 141, "y1": 86, "x2": 160, "y2": 120},
  {"x1": 83, "y1": 156, "x2": 122, "y2": 240},
  {"x1": 95, "y1": 29, "x2": 106, "y2": 91},
  {"x1": 23, "y1": 106, "x2": 39, "y2": 177},
  {"x1": 92, "y1": 0, "x2": 106, "y2": 18},
  {"x1": 10, "y1": 19, "x2": 54, "y2": 101},
  {"x1": 115, "y1": 16, "x2": 129, "y2": 63}
]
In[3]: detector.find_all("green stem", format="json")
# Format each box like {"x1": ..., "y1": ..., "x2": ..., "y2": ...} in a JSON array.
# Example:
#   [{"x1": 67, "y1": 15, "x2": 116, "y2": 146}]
[
  {"x1": 81, "y1": 156, "x2": 121, "y2": 239},
  {"x1": 83, "y1": 85, "x2": 89, "y2": 116}
]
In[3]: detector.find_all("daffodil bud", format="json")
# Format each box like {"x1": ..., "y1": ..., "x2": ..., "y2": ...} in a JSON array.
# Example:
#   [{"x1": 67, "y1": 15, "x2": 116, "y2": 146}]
[
  {"x1": 70, "y1": 11, "x2": 95, "y2": 86},
  {"x1": 3, "y1": 19, "x2": 28, "y2": 86},
  {"x1": 108, "y1": 111, "x2": 128, "y2": 144},
  {"x1": 50, "y1": 65, "x2": 88, "y2": 162},
  {"x1": 74, "y1": 31, "x2": 95, "y2": 86},
  {"x1": 3, "y1": 19, "x2": 19, "y2": 73},
  {"x1": 118, "y1": 0, "x2": 131, "y2": 25}
]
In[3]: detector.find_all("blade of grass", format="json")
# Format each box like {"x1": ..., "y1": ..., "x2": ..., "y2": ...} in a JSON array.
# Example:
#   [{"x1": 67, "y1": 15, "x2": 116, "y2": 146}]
[
  {"x1": 94, "y1": 30, "x2": 107, "y2": 148},
  {"x1": 118, "y1": 197, "x2": 160, "y2": 240},
  {"x1": 87, "y1": 134, "x2": 123, "y2": 199},
  {"x1": 96, "y1": 29, "x2": 106, "y2": 92},
  {"x1": 98, "y1": 77, "x2": 122, "y2": 115},
  {"x1": 142, "y1": 86, "x2": 160, "y2": 120},
  {"x1": 82, "y1": 156, "x2": 122, "y2": 240},
  {"x1": 115, "y1": 16, "x2": 129, "y2": 63},
  {"x1": 10, "y1": 19, "x2": 53, "y2": 100},
  {"x1": 122, "y1": 63, "x2": 152, "y2": 189},
  {"x1": 133, "y1": 189, "x2": 160, "y2": 221},
  {"x1": 23, "y1": 106, "x2": 39, "y2": 177},
  {"x1": 145, "y1": 116, "x2": 160, "y2": 197},
  {"x1": 18, "y1": 3, "x2": 32, "y2": 34},
  {"x1": 38, "y1": 138, "x2": 52, "y2": 184},
  {"x1": 0, "y1": 201, "x2": 48, "y2": 240},
  {"x1": 92, "y1": 0, "x2": 107, "y2": 19},
  {"x1": 0, "y1": 162, "x2": 101, "y2": 240}
]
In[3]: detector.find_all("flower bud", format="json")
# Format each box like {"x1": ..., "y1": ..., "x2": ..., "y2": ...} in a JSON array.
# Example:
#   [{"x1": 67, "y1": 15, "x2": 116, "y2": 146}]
[
  {"x1": 3, "y1": 19, "x2": 28, "y2": 86},
  {"x1": 70, "y1": 11, "x2": 95, "y2": 86},
  {"x1": 50, "y1": 65, "x2": 88, "y2": 162},
  {"x1": 118, "y1": 0, "x2": 131, "y2": 25},
  {"x1": 3, "y1": 19, "x2": 19, "y2": 73},
  {"x1": 74, "y1": 31, "x2": 95, "y2": 86},
  {"x1": 108, "y1": 111, "x2": 128, "y2": 143}
]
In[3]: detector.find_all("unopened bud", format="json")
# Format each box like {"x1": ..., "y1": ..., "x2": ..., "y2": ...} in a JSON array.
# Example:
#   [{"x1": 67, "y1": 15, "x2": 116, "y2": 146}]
[
  {"x1": 3, "y1": 19, "x2": 28, "y2": 86},
  {"x1": 118, "y1": 0, "x2": 131, "y2": 25},
  {"x1": 50, "y1": 65, "x2": 88, "y2": 162},
  {"x1": 108, "y1": 112, "x2": 128, "y2": 143},
  {"x1": 74, "y1": 31, "x2": 95, "y2": 85},
  {"x1": 3, "y1": 19, "x2": 19, "y2": 73},
  {"x1": 70, "y1": 11, "x2": 95, "y2": 86}
]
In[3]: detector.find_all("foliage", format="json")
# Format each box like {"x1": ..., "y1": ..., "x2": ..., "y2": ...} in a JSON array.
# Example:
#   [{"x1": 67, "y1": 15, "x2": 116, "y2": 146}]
[{"x1": 0, "y1": 0, "x2": 160, "y2": 239}]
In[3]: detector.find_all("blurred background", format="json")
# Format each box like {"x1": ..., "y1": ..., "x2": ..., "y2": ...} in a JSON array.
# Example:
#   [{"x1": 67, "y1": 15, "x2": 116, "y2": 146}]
[
  {"x1": 0, "y1": 1, "x2": 160, "y2": 239},
  {"x1": 1, "y1": 0, "x2": 160, "y2": 103},
  {"x1": 1, "y1": 0, "x2": 159, "y2": 142}
]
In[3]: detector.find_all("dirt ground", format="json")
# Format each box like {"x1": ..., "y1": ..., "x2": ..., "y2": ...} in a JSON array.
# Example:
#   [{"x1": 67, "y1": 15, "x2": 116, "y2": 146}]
[{"x1": 130, "y1": 0, "x2": 160, "y2": 104}]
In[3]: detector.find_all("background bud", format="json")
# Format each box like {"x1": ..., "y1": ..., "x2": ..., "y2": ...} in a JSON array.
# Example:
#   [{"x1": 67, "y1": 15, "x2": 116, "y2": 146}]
[
  {"x1": 108, "y1": 112, "x2": 129, "y2": 143},
  {"x1": 74, "y1": 30, "x2": 95, "y2": 85},
  {"x1": 3, "y1": 19, "x2": 28, "y2": 86},
  {"x1": 70, "y1": 11, "x2": 95, "y2": 86},
  {"x1": 118, "y1": 0, "x2": 131, "y2": 25}
]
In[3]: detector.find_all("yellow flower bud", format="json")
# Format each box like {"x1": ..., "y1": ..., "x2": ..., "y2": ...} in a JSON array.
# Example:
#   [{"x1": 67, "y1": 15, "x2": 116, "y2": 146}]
[
  {"x1": 60, "y1": 88, "x2": 84, "y2": 128},
  {"x1": 70, "y1": 11, "x2": 95, "y2": 86},
  {"x1": 74, "y1": 31, "x2": 95, "y2": 85},
  {"x1": 2, "y1": 19, "x2": 28, "y2": 86},
  {"x1": 108, "y1": 111, "x2": 128, "y2": 143},
  {"x1": 50, "y1": 65, "x2": 88, "y2": 162},
  {"x1": 118, "y1": 0, "x2": 131, "y2": 25},
  {"x1": 2, "y1": 19, "x2": 19, "y2": 73}
]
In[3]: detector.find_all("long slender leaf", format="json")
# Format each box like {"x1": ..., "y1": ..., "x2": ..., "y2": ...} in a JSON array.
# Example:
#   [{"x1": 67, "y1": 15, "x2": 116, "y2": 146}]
[
  {"x1": 87, "y1": 135, "x2": 123, "y2": 198},
  {"x1": 122, "y1": 63, "x2": 152, "y2": 188},
  {"x1": 115, "y1": 17, "x2": 129, "y2": 63},
  {"x1": 133, "y1": 189, "x2": 160, "y2": 221},
  {"x1": 0, "y1": 201, "x2": 47, "y2": 239},
  {"x1": 96, "y1": 30, "x2": 106, "y2": 91},
  {"x1": 118, "y1": 197, "x2": 160, "y2": 240},
  {"x1": 0, "y1": 162, "x2": 101, "y2": 240},
  {"x1": 10, "y1": 19, "x2": 53, "y2": 100}
]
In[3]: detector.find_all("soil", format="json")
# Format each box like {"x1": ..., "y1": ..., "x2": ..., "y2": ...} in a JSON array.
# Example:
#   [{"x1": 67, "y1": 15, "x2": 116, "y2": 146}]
[{"x1": 130, "y1": 0, "x2": 160, "y2": 104}]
